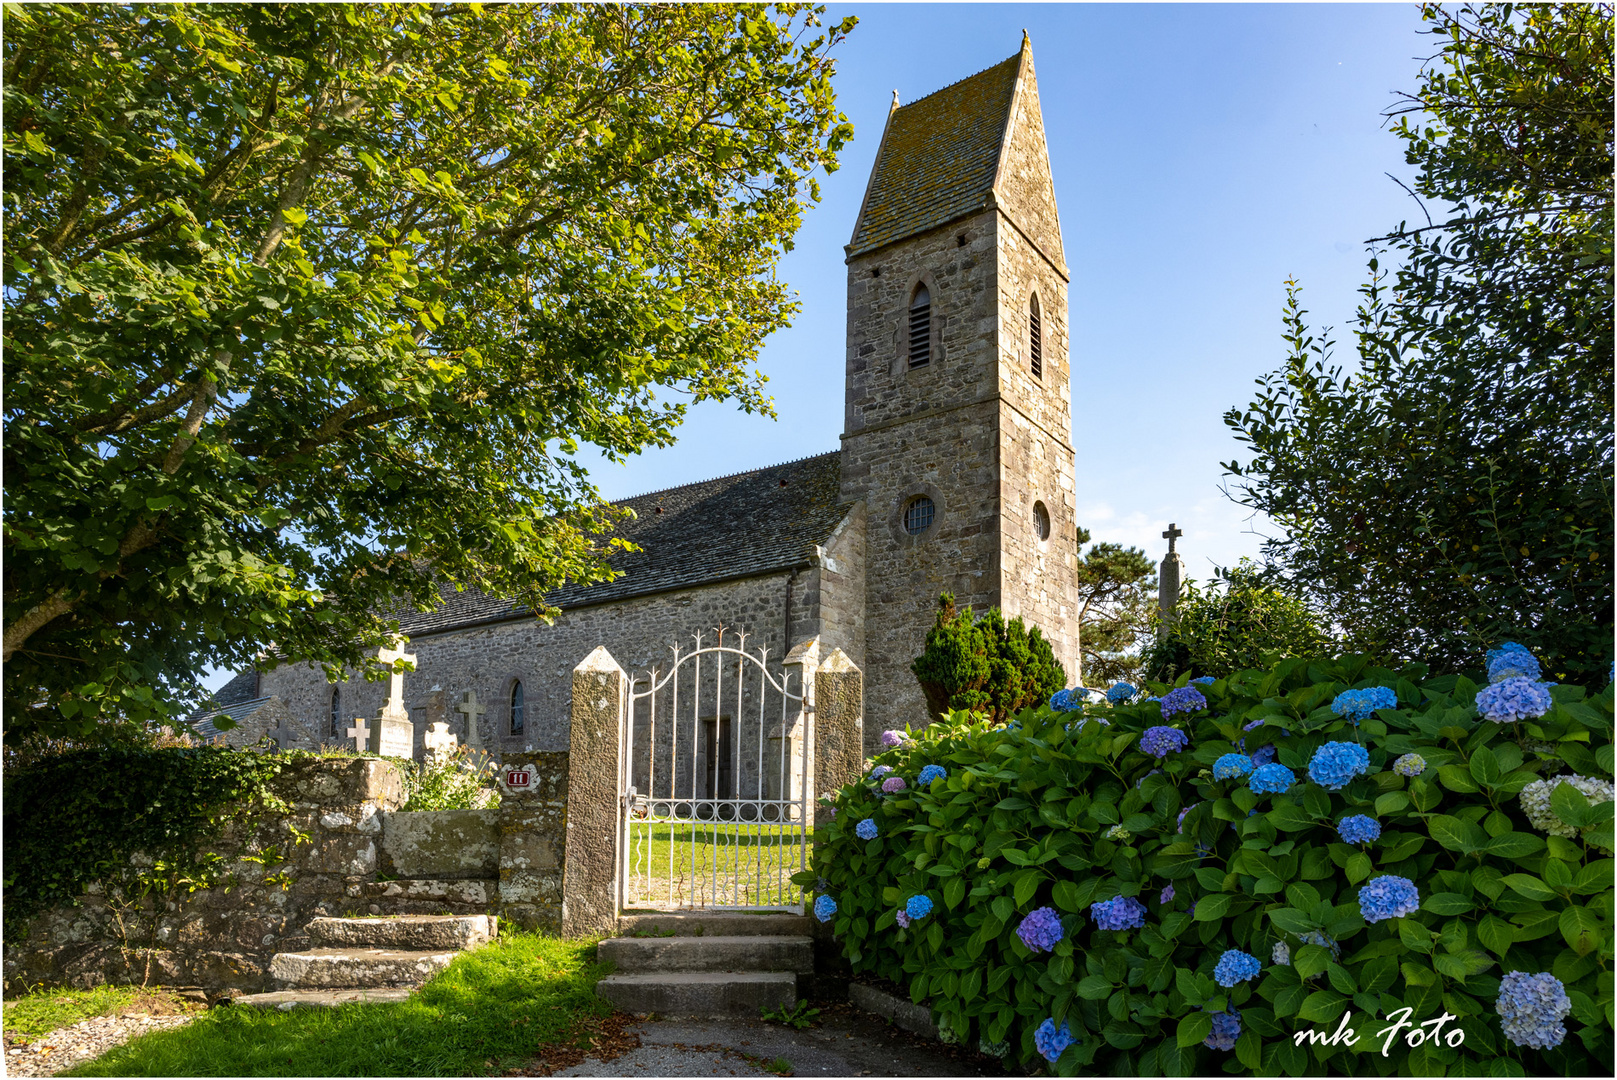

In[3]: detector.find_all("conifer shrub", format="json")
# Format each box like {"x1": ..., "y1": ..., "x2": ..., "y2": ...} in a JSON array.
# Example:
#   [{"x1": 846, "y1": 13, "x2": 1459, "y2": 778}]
[
  {"x1": 801, "y1": 649, "x2": 1613, "y2": 1075},
  {"x1": 911, "y1": 594, "x2": 1065, "y2": 724}
]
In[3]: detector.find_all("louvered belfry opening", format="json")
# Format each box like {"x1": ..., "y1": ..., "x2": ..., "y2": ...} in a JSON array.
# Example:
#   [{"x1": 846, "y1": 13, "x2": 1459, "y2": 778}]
[
  {"x1": 1029, "y1": 293, "x2": 1043, "y2": 379},
  {"x1": 908, "y1": 284, "x2": 931, "y2": 368}
]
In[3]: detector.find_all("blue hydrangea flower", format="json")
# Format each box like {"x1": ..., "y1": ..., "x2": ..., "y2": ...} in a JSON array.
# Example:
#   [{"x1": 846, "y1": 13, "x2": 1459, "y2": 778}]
[
  {"x1": 1337, "y1": 814, "x2": 1381, "y2": 844},
  {"x1": 1496, "y1": 971, "x2": 1571, "y2": 1050},
  {"x1": 813, "y1": 895, "x2": 837, "y2": 923},
  {"x1": 1476, "y1": 676, "x2": 1554, "y2": 723},
  {"x1": 1393, "y1": 753, "x2": 1426, "y2": 777},
  {"x1": 1213, "y1": 950, "x2": 1262, "y2": 987},
  {"x1": 1250, "y1": 744, "x2": 1278, "y2": 767},
  {"x1": 1249, "y1": 763, "x2": 1296, "y2": 795},
  {"x1": 855, "y1": 818, "x2": 878, "y2": 840},
  {"x1": 905, "y1": 894, "x2": 933, "y2": 920},
  {"x1": 1213, "y1": 753, "x2": 1254, "y2": 780},
  {"x1": 1298, "y1": 931, "x2": 1340, "y2": 957},
  {"x1": 1160, "y1": 884, "x2": 1175, "y2": 904},
  {"x1": 1159, "y1": 686, "x2": 1208, "y2": 719},
  {"x1": 1134, "y1": 768, "x2": 1161, "y2": 789},
  {"x1": 1331, "y1": 686, "x2": 1397, "y2": 723},
  {"x1": 1140, "y1": 726, "x2": 1189, "y2": 758},
  {"x1": 1486, "y1": 642, "x2": 1541, "y2": 684},
  {"x1": 1204, "y1": 1007, "x2": 1241, "y2": 1051},
  {"x1": 1191, "y1": 676, "x2": 1216, "y2": 686},
  {"x1": 1049, "y1": 688, "x2": 1085, "y2": 712},
  {"x1": 1091, "y1": 894, "x2": 1147, "y2": 931},
  {"x1": 870, "y1": 765, "x2": 891, "y2": 779},
  {"x1": 1176, "y1": 803, "x2": 1200, "y2": 829},
  {"x1": 1106, "y1": 681, "x2": 1138, "y2": 704},
  {"x1": 1358, "y1": 875, "x2": 1419, "y2": 923},
  {"x1": 1016, "y1": 906, "x2": 1065, "y2": 953},
  {"x1": 918, "y1": 764, "x2": 947, "y2": 786},
  {"x1": 1033, "y1": 1018, "x2": 1075, "y2": 1063},
  {"x1": 1308, "y1": 741, "x2": 1370, "y2": 791}
]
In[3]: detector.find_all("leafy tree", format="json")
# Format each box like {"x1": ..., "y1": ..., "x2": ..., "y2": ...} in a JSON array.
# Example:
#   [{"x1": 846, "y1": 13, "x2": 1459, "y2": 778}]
[
  {"x1": 911, "y1": 594, "x2": 1065, "y2": 725},
  {"x1": 1145, "y1": 561, "x2": 1331, "y2": 681},
  {"x1": 1224, "y1": 3, "x2": 1613, "y2": 687},
  {"x1": 2, "y1": 3, "x2": 856, "y2": 739},
  {"x1": 1072, "y1": 525, "x2": 1156, "y2": 686}
]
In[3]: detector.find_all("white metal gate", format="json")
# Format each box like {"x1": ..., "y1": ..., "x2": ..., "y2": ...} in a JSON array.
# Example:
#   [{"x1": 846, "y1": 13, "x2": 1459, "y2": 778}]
[{"x1": 619, "y1": 628, "x2": 810, "y2": 912}]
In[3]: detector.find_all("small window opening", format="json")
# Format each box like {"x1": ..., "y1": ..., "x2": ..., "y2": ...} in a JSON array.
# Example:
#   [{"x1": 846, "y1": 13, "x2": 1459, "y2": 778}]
[
  {"x1": 510, "y1": 680, "x2": 525, "y2": 735},
  {"x1": 908, "y1": 285, "x2": 931, "y2": 369},
  {"x1": 330, "y1": 688, "x2": 341, "y2": 737},
  {"x1": 1033, "y1": 501, "x2": 1051, "y2": 542},
  {"x1": 904, "y1": 496, "x2": 935, "y2": 535},
  {"x1": 956, "y1": 233, "x2": 968, "y2": 247},
  {"x1": 1029, "y1": 293, "x2": 1043, "y2": 380}
]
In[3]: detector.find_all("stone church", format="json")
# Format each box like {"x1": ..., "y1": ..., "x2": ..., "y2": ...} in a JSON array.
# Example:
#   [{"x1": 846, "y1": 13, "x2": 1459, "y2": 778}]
[{"x1": 204, "y1": 37, "x2": 1078, "y2": 760}]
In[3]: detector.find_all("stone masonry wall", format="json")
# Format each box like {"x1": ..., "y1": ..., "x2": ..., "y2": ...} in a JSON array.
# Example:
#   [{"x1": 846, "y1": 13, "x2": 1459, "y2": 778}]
[{"x1": 2, "y1": 758, "x2": 512, "y2": 993}]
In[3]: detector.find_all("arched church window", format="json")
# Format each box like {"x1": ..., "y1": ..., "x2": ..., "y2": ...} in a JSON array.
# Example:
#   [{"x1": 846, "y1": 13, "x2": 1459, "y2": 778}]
[
  {"x1": 330, "y1": 688, "x2": 341, "y2": 737},
  {"x1": 510, "y1": 680, "x2": 525, "y2": 735},
  {"x1": 1033, "y1": 501, "x2": 1051, "y2": 543},
  {"x1": 904, "y1": 496, "x2": 935, "y2": 535},
  {"x1": 1029, "y1": 293, "x2": 1043, "y2": 379},
  {"x1": 908, "y1": 285, "x2": 931, "y2": 369}
]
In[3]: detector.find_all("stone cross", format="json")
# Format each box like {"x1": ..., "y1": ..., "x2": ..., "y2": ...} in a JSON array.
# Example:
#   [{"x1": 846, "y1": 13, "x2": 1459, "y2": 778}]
[
  {"x1": 376, "y1": 640, "x2": 417, "y2": 718},
  {"x1": 264, "y1": 719, "x2": 295, "y2": 752},
  {"x1": 345, "y1": 718, "x2": 370, "y2": 753},
  {"x1": 455, "y1": 690, "x2": 487, "y2": 751},
  {"x1": 1159, "y1": 522, "x2": 1184, "y2": 620},
  {"x1": 423, "y1": 721, "x2": 458, "y2": 761}
]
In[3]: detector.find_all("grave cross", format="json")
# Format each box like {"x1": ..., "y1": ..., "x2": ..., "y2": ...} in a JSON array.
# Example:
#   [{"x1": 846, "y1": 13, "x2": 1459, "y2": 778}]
[
  {"x1": 1162, "y1": 522, "x2": 1183, "y2": 554},
  {"x1": 455, "y1": 690, "x2": 487, "y2": 751},
  {"x1": 424, "y1": 721, "x2": 458, "y2": 761},
  {"x1": 345, "y1": 718, "x2": 371, "y2": 753},
  {"x1": 376, "y1": 640, "x2": 417, "y2": 717}
]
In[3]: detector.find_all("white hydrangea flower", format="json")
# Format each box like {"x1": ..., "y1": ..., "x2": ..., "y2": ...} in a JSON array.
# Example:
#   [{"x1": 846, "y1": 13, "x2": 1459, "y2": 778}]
[
  {"x1": 1519, "y1": 774, "x2": 1614, "y2": 846},
  {"x1": 1272, "y1": 940, "x2": 1291, "y2": 965}
]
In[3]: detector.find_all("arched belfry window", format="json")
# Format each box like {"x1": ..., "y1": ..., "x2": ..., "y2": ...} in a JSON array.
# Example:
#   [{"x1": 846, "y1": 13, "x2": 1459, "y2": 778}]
[
  {"x1": 330, "y1": 688, "x2": 341, "y2": 737},
  {"x1": 510, "y1": 680, "x2": 525, "y2": 735},
  {"x1": 908, "y1": 284, "x2": 931, "y2": 369},
  {"x1": 1029, "y1": 293, "x2": 1043, "y2": 379}
]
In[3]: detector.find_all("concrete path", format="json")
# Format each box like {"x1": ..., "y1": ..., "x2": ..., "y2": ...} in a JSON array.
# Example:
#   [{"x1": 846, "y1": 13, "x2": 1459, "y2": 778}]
[{"x1": 553, "y1": 1004, "x2": 1004, "y2": 1077}]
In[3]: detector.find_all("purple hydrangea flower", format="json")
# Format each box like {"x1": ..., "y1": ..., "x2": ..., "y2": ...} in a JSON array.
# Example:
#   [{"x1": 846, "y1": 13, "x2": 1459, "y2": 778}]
[
  {"x1": 1393, "y1": 753, "x2": 1426, "y2": 777},
  {"x1": 1496, "y1": 971, "x2": 1571, "y2": 1050},
  {"x1": 1250, "y1": 744, "x2": 1278, "y2": 767},
  {"x1": 1337, "y1": 815, "x2": 1380, "y2": 844},
  {"x1": 881, "y1": 775, "x2": 907, "y2": 793},
  {"x1": 905, "y1": 894, "x2": 933, "y2": 919},
  {"x1": 1308, "y1": 741, "x2": 1370, "y2": 791},
  {"x1": 1204, "y1": 1007, "x2": 1241, "y2": 1051},
  {"x1": 855, "y1": 818, "x2": 878, "y2": 840},
  {"x1": 1159, "y1": 686, "x2": 1208, "y2": 719},
  {"x1": 1476, "y1": 676, "x2": 1554, "y2": 724},
  {"x1": 871, "y1": 765, "x2": 891, "y2": 779},
  {"x1": 895, "y1": 909, "x2": 911, "y2": 929},
  {"x1": 1331, "y1": 686, "x2": 1397, "y2": 724},
  {"x1": 1034, "y1": 1018, "x2": 1075, "y2": 1063},
  {"x1": 1091, "y1": 894, "x2": 1147, "y2": 931},
  {"x1": 1141, "y1": 726, "x2": 1189, "y2": 758},
  {"x1": 1213, "y1": 949, "x2": 1262, "y2": 987},
  {"x1": 1486, "y1": 643, "x2": 1541, "y2": 685},
  {"x1": 918, "y1": 764, "x2": 947, "y2": 785},
  {"x1": 1160, "y1": 884, "x2": 1175, "y2": 904},
  {"x1": 1016, "y1": 906, "x2": 1065, "y2": 953},
  {"x1": 1213, "y1": 753, "x2": 1254, "y2": 780},
  {"x1": 1249, "y1": 763, "x2": 1296, "y2": 795},
  {"x1": 1177, "y1": 802, "x2": 1201, "y2": 829},
  {"x1": 879, "y1": 730, "x2": 908, "y2": 748},
  {"x1": 1358, "y1": 875, "x2": 1419, "y2": 922},
  {"x1": 813, "y1": 895, "x2": 837, "y2": 923}
]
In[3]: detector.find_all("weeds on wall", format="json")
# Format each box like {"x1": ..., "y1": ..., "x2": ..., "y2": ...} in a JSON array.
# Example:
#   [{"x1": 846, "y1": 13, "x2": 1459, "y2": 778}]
[
  {"x1": 803, "y1": 649, "x2": 1613, "y2": 1075},
  {"x1": 398, "y1": 746, "x2": 501, "y2": 811}
]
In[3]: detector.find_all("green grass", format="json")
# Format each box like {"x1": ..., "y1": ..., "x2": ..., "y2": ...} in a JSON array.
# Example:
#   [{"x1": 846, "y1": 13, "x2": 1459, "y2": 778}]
[
  {"x1": 626, "y1": 821, "x2": 806, "y2": 908},
  {"x1": 3, "y1": 984, "x2": 189, "y2": 1040},
  {"x1": 61, "y1": 932, "x2": 611, "y2": 1077}
]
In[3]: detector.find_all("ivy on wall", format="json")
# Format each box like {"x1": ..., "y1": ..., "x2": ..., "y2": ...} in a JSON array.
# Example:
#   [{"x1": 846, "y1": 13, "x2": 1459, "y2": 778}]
[{"x1": 2, "y1": 747, "x2": 289, "y2": 940}]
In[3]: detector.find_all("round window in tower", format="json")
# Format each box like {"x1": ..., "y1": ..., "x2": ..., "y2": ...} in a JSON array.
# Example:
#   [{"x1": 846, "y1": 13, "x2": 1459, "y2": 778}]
[
  {"x1": 903, "y1": 496, "x2": 936, "y2": 536},
  {"x1": 1033, "y1": 501, "x2": 1051, "y2": 543}
]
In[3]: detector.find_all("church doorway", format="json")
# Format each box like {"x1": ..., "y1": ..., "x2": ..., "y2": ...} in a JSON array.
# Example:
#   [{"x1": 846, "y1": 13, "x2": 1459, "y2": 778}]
[{"x1": 698, "y1": 715, "x2": 733, "y2": 806}]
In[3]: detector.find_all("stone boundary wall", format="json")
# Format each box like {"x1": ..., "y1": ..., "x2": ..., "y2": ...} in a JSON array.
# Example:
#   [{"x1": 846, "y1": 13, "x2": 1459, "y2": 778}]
[{"x1": 0, "y1": 757, "x2": 542, "y2": 993}]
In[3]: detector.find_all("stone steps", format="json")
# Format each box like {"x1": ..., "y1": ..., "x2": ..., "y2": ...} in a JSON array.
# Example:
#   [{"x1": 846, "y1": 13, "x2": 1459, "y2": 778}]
[
  {"x1": 597, "y1": 914, "x2": 814, "y2": 1018},
  {"x1": 308, "y1": 914, "x2": 496, "y2": 951},
  {"x1": 269, "y1": 947, "x2": 459, "y2": 989},
  {"x1": 258, "y1": 914, "x2": 496, "y2": 1004}
]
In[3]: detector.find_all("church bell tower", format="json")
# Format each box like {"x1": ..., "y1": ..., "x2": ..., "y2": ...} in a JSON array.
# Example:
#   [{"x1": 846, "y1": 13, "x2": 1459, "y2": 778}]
[{"x1": 839, "y1": 34, "x2": 1078, "y2": 744}]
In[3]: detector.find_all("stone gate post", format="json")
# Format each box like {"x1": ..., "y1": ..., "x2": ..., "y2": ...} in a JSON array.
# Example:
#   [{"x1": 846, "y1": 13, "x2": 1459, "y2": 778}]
[
  {"x1": 781, "y1": 637, "x2": 820, "y2": 808},
  {"x1": 813, "y1": 649, "x2": 863, "y2": 828},
  {"x1": 561, "y1": 646, "x2": 626, "y2": 937}
]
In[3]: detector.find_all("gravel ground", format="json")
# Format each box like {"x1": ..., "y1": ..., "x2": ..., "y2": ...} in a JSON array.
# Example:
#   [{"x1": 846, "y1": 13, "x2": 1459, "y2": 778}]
[
  {"x1": 3, "y1": 1013, "x2": 198, "y2": 1077},
  {"x1": 553, "y1": 1005, "x2": 1004, "y2": 1077}
]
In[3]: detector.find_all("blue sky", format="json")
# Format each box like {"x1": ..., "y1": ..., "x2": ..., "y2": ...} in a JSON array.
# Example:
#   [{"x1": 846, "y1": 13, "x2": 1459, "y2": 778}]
[{"x1": 588, "y1": 2, "x2": 1434, "y2": 579}]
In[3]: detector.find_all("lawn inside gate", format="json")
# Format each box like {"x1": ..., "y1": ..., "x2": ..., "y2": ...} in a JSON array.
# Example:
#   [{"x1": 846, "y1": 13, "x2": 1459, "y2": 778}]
[{"x1": 627, "y1": 822, "x2": 806, "y2": 910}]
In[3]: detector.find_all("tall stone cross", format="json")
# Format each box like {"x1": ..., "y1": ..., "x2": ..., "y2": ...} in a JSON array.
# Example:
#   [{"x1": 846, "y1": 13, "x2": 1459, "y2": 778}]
[
  {"x1": 1159, "y1": 523, "x2": 1184, "y2": 620},
  {"x1": 346, "y1": 718, "x2": 371, "y2": 753},
  {"x1": 376, "y1": 641, "x2": 417, "y2": 719},
  {"x1": 455, "y1": 690, "x2": 487, "y2": 751}
]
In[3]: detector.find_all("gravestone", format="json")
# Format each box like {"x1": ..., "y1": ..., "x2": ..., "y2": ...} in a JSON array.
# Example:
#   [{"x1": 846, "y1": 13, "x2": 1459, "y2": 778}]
[
  {"x1": 368, "y1": 641, "x2": 417, "y2": 759},
  {"x1": 424, "y1": 721, "x2": 457, "y2": 762},
  {"x1": 456, "y1": 690, "x2": 487, "y2": 752},
  {"x1": 1159, "y1": 523, "x2": 1184, "y2": 620},
  {"x1": 346, "y1": 718, "x2": 371, "y2": 753}
]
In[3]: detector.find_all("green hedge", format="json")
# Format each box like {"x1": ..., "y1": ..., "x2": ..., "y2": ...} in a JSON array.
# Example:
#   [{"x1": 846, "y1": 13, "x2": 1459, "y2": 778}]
[{"x1": 801, "y1": 654, "x2": 1613, "y2": 1075}]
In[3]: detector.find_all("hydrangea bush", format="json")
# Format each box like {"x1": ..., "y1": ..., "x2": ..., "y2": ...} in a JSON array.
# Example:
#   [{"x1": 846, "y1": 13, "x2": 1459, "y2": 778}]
[{"x1": 799, "y1": 652, "x2": 1613, "y2": 1075}]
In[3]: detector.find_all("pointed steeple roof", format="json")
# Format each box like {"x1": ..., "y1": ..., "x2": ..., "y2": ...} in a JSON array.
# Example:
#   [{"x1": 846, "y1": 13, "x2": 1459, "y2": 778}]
[{"x1": 847, "y1": 34, "x2": 1063, "y2": 270}]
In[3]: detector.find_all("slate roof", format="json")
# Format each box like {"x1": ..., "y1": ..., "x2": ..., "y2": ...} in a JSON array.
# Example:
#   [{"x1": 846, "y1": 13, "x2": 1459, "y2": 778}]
[
  {"x1": 847, "y1": 48, "x2": 1022, "y2": 258},
  {"x1": 190, "y1": 695, "x2": 274, "y2": 740},
  {"x1": 388, "y1": 451, "x2": 850, "y2": 638}
]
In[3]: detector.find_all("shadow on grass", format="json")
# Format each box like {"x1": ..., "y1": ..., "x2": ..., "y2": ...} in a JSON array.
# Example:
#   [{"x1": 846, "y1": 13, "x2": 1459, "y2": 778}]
[{"x1": 65, "y1": 932, "x2": 613, "y2": 1077}]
